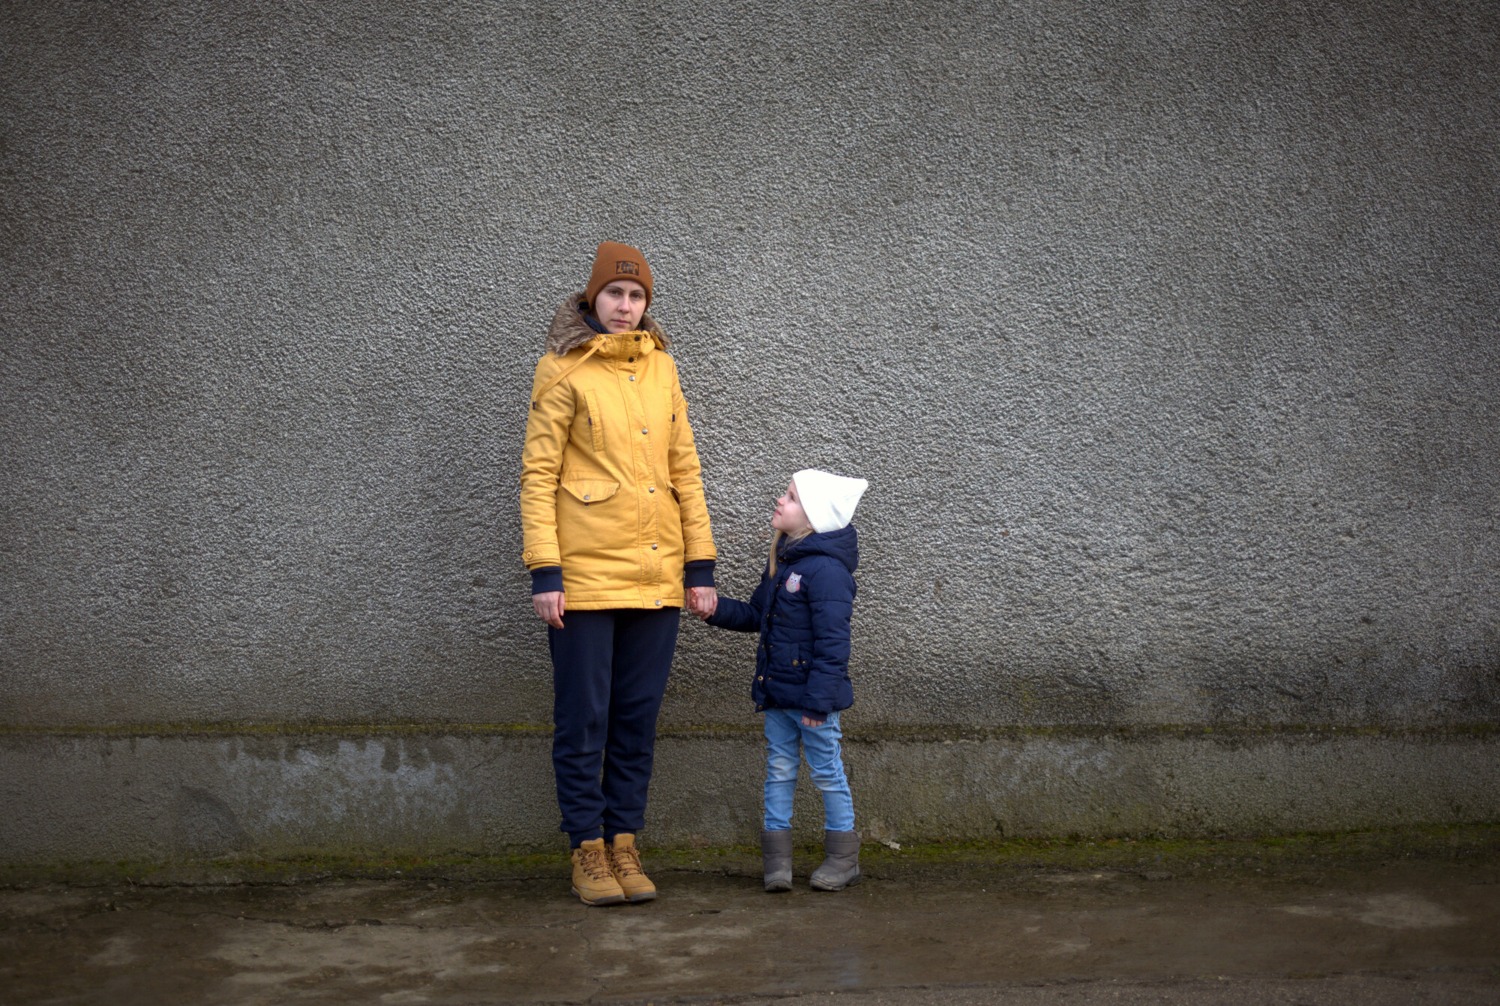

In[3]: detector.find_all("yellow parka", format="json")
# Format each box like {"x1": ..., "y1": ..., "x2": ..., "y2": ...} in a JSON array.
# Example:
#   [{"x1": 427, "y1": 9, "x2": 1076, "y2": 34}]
[{"x1": 520, "y1": 296, "x2": 716, "y2": 610}]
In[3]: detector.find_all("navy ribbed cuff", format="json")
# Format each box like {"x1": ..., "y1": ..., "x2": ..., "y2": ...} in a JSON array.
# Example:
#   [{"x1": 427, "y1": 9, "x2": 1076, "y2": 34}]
[
  {"x1": 683, "y1": 559, "x2": 716, "y2": 589},
  {"x1": 529, "y1": 566, "x2": 564, "y2": 594}
]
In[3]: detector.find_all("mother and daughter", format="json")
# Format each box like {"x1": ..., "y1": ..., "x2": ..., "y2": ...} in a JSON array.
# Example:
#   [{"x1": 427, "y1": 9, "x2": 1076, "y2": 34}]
[{"x1": 520, "y1": 240, "x2": 870, "y2": 906}]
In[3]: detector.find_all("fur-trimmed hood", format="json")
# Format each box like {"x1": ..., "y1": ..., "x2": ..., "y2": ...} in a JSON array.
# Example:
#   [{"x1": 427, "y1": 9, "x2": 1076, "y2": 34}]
[{"x1": 546, "y1": 293, "x2": 670, "y2": 356}]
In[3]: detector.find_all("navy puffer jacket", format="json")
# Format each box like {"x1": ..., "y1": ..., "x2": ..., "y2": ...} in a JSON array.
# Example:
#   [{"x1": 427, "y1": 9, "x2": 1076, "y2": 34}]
[{"x1": 707, "y1": 524, "x2": 858, "y2": 715}]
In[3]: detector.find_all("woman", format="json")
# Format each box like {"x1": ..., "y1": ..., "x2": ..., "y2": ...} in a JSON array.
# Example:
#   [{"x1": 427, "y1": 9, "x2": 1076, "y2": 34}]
[{"x1": 520, "y1": 241, "x2": 718, "y2": 906}]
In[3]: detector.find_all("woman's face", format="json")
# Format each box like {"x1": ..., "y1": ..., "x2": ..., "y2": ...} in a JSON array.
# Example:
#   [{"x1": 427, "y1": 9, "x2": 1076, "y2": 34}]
[
  {"x1": 592, "y1": 279, "x2": 648, "y2": 333},
  {"x1": 771, "y1": 481, "x2": 812, "y2": 535}
]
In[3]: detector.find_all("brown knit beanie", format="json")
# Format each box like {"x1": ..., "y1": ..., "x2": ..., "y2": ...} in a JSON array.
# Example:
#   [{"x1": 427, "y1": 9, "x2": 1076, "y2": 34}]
[{"x1": 585, "y1": 241, "x2": 653, "y2": 309}]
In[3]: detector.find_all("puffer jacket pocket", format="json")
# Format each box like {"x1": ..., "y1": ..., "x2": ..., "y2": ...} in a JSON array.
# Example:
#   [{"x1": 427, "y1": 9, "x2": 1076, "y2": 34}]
[{"x1": 560, "y1": 478, "x2": 620, "y2": 506}]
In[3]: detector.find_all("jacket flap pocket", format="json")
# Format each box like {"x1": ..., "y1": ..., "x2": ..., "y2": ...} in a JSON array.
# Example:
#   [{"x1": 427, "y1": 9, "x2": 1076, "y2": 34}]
[{"x1": 561, "y1": 478, "x2": 620, "y2": 504}]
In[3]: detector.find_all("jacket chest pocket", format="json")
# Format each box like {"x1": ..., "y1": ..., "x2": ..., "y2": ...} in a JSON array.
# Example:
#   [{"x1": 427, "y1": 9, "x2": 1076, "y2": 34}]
[{"x1": 582, "y1": 390, "x2": 605, "y2": 452}]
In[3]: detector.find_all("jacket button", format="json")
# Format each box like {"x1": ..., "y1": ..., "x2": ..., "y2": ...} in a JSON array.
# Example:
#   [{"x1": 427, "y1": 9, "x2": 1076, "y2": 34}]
[
  {"x1": 654, "y1": 599, "x2": 662, "y2": 606},
  {"x1": 651, "y1": 543, "x2": 658, "y2": 550},
  {"x1": 641, "y1": 428, "x2": 649, "y2": 435},
  {"x1": 582, "y1": 495, "x2": 590, "y2": 501},
  {"x1": 648, "y1": 486, "x2": 656, "y2": 493},
  {"x1": 629, "y1": 375, "x2": 636, "y2": 382}
]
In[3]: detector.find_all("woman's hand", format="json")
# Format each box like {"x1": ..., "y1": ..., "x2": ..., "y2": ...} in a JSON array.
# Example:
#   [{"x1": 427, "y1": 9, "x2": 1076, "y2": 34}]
[
  {"x1": 532, "y1": 591, "x2": 566, "y2": 629},
  {"x1": 686, "y1": 585, "x2": 718, "y2": 620},
  {"x1": 801, "y1": 714, "x2": 825, "y2": 727}
]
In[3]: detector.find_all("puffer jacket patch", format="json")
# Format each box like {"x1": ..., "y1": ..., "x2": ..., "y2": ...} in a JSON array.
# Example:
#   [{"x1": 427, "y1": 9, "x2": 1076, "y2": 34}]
[{"x1": 708, "y1": 525, "x2": 859, "y2": 715}]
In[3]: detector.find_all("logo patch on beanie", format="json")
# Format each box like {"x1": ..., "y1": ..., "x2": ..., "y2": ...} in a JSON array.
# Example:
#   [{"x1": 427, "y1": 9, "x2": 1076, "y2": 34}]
[
  {"x1": 615, "y1": 261, "x2": 640, "y2": 277},
  {"x1": 785, "y1": 573, "x2": 802, "y2": 593}
]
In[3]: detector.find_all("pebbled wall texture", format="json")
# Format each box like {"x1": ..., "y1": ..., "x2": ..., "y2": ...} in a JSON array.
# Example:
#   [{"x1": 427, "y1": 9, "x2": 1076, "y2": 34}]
[{"x1": 3, "y1": 0, "x2": 1497, "y2": 862}]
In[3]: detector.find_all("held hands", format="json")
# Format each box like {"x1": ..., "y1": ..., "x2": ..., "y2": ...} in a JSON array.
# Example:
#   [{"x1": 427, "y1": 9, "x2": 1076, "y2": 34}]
[
  {"x1": 801, "y1": 714, "x2": 825, "y2": 728},
  {"x1": 687, "y1": 585, "x2": 718, "y2": 620}
]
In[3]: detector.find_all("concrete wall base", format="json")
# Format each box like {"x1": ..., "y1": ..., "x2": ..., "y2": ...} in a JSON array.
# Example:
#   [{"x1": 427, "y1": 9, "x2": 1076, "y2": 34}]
[{"x1": 3, "y1": 728, "x2": 1495, "y2": 864}]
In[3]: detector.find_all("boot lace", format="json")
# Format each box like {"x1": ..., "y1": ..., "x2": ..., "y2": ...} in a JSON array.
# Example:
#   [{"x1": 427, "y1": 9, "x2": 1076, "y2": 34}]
[
  {"x1": 609, "y1": 843, "x2": 644, "y2": 879},
  {"x1": 578, "y1": 845, "x2": 613, "y2": 882}
]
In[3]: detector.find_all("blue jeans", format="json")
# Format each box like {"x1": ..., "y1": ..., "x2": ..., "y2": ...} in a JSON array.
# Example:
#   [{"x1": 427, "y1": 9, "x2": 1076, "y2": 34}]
[{"x1": 762, "y1": 708, "x2": 855, "y2": 832}]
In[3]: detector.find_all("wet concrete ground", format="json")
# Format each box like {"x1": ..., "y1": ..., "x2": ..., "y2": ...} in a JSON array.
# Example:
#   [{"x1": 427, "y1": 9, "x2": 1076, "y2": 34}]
[{"x1": 2, "y1": 839, "x2": 1497, "y2": 1005}]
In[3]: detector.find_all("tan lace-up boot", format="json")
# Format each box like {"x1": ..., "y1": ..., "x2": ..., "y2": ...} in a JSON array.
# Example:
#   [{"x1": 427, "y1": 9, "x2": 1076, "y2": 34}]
[
  {"x1": 570, "y1": 838, "x2": 626, "y2": 906},
  {"x1": 606, "y1": 833, "x2": 657, "y2": 902}
]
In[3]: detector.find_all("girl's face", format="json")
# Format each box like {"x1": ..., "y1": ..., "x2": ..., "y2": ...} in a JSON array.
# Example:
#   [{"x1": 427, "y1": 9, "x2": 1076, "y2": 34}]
[
  {"x1": 592, "y1": 279, "x2": 648, "y2": 333},
  {"x1": 771, "y1": 481, "x2": 813, "y2": 535}
]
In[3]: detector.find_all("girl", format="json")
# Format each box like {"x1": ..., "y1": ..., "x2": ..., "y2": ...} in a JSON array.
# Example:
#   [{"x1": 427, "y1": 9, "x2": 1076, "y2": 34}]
[
  {"x1": 701, "y1": 468, "x2": 869, "y2": 892},
  {"x1": 520, "y1": 241, "x2": 719, "y2": 906}
]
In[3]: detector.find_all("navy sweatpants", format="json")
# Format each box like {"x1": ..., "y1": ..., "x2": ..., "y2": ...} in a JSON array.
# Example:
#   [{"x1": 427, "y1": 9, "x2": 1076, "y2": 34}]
[{"x1": 548, "y1": 607, "x2": 680, "y2": 847}]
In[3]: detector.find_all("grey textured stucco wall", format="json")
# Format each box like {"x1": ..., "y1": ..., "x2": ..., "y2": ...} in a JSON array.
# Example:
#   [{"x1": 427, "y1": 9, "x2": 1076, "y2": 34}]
[{"x1": 3, "y1": 0, "x2": 1497, "y2": 860}]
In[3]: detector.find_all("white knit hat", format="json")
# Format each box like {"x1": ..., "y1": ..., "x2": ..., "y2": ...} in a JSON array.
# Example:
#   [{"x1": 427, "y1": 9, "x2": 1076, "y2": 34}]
[{"x1": 792, "y1": 469, "x2": 869, "y2": 534}]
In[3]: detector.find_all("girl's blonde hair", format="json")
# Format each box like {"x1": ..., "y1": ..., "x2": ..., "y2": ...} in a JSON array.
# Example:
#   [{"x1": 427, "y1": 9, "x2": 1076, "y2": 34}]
[{"x1": 768, "y1": 527, "x2": 812, "y2": 577}]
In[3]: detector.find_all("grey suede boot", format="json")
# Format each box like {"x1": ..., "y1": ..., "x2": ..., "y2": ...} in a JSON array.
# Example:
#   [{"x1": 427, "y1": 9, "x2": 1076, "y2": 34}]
[
  {"x1": 809, "y1": 830, "x2": 861, "y2": 891},
  {"x1": 761, "y1": 829, "x2": 793, "y2": 893}
]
